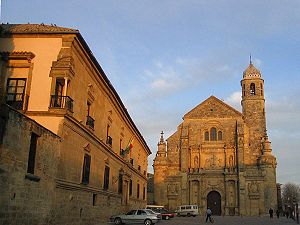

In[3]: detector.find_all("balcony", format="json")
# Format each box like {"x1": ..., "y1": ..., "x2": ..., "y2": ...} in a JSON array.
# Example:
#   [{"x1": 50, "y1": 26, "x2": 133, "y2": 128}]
[
  {"x1": 6, "y1": 93, "x2": 29, "y2": 111},
  {"x1": 86, "y1": 115, "x2": 95, "y2": 129},
  {"x1": 49, "y1": 95, "x2": 73, "y2": 112},
  {"x1": 106, "y1": 136, "x2": 113, "y2": 146}
]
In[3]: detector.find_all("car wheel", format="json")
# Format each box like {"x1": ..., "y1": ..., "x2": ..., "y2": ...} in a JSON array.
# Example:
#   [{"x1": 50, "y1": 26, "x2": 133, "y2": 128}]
[
  {"x1": 187, "y1": 213, "x2": 191, "y2": 217},
  {"x1": 165, "y1": 215, "x2": 169, "y2": 220},
  {"x1": 114, "y1": 217, "x2": 122, "y2": 225},
  {"x1": 144, "y1": 219, "x2": 152, "y2": 225},
  {"x1": 177, "y1": 213, "x2": 180, "y2": 217}
]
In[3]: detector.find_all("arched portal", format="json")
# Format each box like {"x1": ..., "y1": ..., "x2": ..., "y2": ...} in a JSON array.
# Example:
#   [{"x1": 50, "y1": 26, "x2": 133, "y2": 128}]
[{"x1": 207, "y1": 191, "x2": 221, "y2": 215}]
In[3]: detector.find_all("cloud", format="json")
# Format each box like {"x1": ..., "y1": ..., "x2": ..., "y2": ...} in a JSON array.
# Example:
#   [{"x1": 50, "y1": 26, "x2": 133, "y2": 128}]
[
  {"x1": 138, "y1": 55, "x2": 240, "y2": 100},
  {"x1": 225, "y1": 91, "x2": 242, "y2": 111},
  {"x1": 146, "y1": 64, "x2": 185, "y2": 94}
]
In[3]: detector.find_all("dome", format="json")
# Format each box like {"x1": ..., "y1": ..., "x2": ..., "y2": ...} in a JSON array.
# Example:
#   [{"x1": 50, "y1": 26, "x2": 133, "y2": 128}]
[{"x1": 243, "y1": 63, "x2": 261, "y2": 79}]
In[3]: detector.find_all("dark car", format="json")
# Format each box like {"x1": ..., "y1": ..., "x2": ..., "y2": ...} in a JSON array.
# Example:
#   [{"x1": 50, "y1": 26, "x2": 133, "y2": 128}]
[{"x1": 152, "y1": 208, "x2": 175, "y2": 220}]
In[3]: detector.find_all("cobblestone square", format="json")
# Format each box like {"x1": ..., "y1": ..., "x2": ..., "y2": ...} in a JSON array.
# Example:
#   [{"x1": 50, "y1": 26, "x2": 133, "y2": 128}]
[
  {"x1": 170, "y1": 216, "x2": 297, "y2": 225},
  {"x1": 101, "y1": 216, "x2": 298, "y2": 225}
]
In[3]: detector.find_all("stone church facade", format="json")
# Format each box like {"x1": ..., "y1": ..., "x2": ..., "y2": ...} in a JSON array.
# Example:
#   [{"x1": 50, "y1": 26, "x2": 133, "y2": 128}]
[{"x1": 153, "y1": 63, "x2": 277, "y2": 216}]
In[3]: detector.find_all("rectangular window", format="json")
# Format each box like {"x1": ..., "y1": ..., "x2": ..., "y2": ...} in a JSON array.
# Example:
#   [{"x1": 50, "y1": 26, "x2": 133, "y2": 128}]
[
  {"x1": 27, "y1": 133, "x2": 38, "y2": 174},
  {"x1": 137, "y1": 183, "x2": 140, "y2": 198},
  {"x1": 82, "y1": 154, "x2": 91, "y2": 184},
  {"x1": 138, "y1": 165, "x2": 141, "y2": 171},
  {"x1": 143, "y1": 186, "x2": 146, "y2": 200},
  {"x1": 92, "y1": 193, "x2": 97, "y2": 206},
  {"x1": 6, "y1": 78, "x2": 26, "y2": 110},
  {"x1": 86, "y1": 101, "x2": 95, "y2": 129},
  {"x1": 106, "y1": 125, "x2": 112, "y2": 146},
  {"x1": 50, "y1": 78, "x2": 73, "y2": 111},
  {"x1": 130, "y1": 158, "x2": 134, "y2": 166},
  {"x1": 87, "y1": 101, "x2": 91, "y2": 116},
  {"x1": 106, "y1": 125, "x2": 110, "y2": 138},
  {"x1": 53, "y1": 78, "x2": 64, "y2": 107},
  {"x1": 129, "y1": 179, "x2": 133, "y2": 196},
  {"x1": 119, "y1": 139, "x2": 122, "y2": 155},
  {"x1": 118, "y1": 173, "x2": 123, "y2": 194},
  {"x1": 103, "y1": 166, "x2": 110, "y2": 190}
]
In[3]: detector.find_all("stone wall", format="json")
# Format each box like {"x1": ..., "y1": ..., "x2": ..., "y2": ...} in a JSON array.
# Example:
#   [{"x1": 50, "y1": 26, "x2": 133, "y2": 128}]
[
  {"x1": 0, "y1": 105, "x2": 60, "y2": 225},
  {"x1": 0, "y1": 105, "x2": 148, "y2": 225}
]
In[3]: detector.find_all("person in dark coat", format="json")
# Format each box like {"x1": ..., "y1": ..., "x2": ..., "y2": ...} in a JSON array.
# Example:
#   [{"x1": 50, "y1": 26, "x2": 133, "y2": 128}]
[
  {"x1": 276, "y1": 209, "x2": 280, "y2": 218},
  {"x1": 269, "y1": 208, "x2": 274, "y2": 219}
]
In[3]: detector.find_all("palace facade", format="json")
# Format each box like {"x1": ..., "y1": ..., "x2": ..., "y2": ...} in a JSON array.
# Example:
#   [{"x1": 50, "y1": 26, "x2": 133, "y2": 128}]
[{"x1": 0, "y1": 24, "x2": 151, "y2": 225}]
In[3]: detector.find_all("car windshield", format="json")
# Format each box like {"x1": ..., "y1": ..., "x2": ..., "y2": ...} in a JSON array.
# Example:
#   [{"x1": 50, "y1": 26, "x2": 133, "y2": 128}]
[
  {"x1": 151, "y1": 209, "x2": 160, "y2": 213},
  {"x1": 144, "y1": 209, "x2": 155, "y2": 214}
]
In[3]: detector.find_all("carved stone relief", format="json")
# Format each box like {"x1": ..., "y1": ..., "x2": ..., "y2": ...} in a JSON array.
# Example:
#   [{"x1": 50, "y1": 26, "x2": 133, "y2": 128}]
[
  {"x1": 204, "y1": 154, "x2": 223, "y2": 169},
  {"x1": 248, "y1": 181, "x2": 260, "y2": 199},
  {"x1": 167, "y1": 183, "x2": 179, "y2": 195}
]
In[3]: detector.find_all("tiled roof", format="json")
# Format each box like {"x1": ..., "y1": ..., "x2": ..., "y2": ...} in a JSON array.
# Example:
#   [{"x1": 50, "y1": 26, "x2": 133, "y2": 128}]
[
  {"x1": 0, "y1": 23, "x2": 79, "y2": 34},
  {"x1": 243, "y1": 63, "x2": 261, "y2": 79}
]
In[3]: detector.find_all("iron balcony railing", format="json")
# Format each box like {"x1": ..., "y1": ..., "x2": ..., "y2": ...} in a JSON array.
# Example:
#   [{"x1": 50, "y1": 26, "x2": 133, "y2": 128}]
[
  {"x1": 49, "y1": 95, "x2": 74, "y2": 112},
  {"x1": 86, "y1": 115, "x2": 95, "y2": 129}
]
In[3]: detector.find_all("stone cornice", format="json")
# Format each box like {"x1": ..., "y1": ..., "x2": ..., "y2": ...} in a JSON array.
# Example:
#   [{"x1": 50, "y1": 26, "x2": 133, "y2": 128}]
[{"x1": 0, "y1": 51, "x2": 35, "y2": 63}]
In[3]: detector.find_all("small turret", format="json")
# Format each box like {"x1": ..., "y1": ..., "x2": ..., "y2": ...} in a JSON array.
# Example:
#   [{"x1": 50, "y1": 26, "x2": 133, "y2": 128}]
[
  {"x1": 156, "y1": 131, "x2": 167, "y2": 158},
  {"x1": 258, "y1": 132, "x2": 277, "y2": 166}
]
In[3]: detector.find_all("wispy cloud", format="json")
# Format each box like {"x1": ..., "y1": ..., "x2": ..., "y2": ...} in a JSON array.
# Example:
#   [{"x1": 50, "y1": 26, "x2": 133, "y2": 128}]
[{"x1": 225, "y1": 91, "x2": 242, "y2": 111}]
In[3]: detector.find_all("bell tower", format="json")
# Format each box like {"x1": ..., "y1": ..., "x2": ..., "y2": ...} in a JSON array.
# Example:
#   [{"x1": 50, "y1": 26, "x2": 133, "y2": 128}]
[{"x1": 241, "y1": 61, "x2": 266, "y2": 154}]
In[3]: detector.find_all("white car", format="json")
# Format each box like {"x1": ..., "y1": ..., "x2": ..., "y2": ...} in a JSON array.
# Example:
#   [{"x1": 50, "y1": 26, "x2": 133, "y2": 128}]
[{"x1": 110, "y1": 209, "x2": 160, "y2": 225}]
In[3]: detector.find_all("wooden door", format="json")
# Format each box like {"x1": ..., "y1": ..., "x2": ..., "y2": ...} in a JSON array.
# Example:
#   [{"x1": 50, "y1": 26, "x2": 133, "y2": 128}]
[{"x1": 207, "y1": 191, "x2": 221, "y2": 215}]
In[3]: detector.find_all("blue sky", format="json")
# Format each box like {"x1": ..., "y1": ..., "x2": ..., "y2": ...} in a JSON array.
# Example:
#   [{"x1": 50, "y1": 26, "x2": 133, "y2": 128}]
[{"x1": 2, "y1": 0, "x2": 300, "y2": 184}]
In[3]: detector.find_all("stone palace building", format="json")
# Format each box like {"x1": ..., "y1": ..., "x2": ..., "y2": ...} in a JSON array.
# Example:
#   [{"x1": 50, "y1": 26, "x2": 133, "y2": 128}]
[
  {"x1": 0, "y1": 24, "x2": 151, "y2": 225},
  {"x1": 153, "y1": 62, "x2": 277, "y2": 216}
]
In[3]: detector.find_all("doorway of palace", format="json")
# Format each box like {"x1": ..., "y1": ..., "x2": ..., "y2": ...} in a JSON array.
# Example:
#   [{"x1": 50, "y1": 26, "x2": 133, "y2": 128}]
[{"x1": 207, "y1": 191, "x2": 221, "y2": 215}]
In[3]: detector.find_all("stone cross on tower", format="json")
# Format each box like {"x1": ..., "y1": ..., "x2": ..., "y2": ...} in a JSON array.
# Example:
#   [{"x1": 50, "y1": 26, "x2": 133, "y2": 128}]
[{"x1": 160, "y1": 131, "x2": 164, "y2": 143}]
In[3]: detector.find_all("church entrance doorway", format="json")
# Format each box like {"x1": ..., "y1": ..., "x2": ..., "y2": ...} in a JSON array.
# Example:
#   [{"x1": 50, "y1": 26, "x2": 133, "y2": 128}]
[{"x1": 207, "y1": 191, "x2": 221, "y2": 215}]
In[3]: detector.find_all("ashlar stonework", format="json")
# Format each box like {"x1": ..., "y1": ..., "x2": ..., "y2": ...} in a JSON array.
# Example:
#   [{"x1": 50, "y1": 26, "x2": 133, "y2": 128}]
[{"x1": 153, "y1": 63, "x2": 277, "y2": 216}]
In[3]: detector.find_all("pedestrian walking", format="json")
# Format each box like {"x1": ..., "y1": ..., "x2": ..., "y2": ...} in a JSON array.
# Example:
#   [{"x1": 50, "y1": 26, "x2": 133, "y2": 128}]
[
  {"x1": 269, "y1": 208, "x2": 274, "y2": 219},
  {"x1": 286, "y1": 210, "x2": 289, "y2": 218},
  {"x1": 276, "y1": 209, "x2": 280, "y2": 218},
  {"x1": 206, "y1": 207, "x2": 213, "y2": 223}
]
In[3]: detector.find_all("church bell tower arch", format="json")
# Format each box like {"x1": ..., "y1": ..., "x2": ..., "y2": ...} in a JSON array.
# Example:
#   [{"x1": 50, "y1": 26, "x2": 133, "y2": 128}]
[{"x1": 241, "y1": 60, "x2": 267, "y2": 153}]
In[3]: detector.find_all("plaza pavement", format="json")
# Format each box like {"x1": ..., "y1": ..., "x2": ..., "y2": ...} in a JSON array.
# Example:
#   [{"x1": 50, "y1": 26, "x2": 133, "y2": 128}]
[
  {"x1": 98, "y1": 215, "x2": 297, "y2": 225},
  {"x1": 181, "y1": 215, "x2": 297, "y2": 225}
]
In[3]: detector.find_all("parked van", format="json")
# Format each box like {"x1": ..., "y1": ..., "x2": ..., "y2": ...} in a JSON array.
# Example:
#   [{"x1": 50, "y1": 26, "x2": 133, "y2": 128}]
[
  {"x1": 146, "y1": 205, "x2": 164, "y2": 211},
  {"x1": 175, "y1": 205, "x2": 199, "y2": 217}
]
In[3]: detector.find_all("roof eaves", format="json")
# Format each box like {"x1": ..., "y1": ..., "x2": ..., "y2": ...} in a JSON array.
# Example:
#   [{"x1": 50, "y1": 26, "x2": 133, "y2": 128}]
[{"x1": 75, "y1": 33, "x2": 152, "y2": 155}]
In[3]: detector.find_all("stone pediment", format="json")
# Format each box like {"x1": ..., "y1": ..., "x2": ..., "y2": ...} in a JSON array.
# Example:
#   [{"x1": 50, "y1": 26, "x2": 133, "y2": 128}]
[{"x1": 184, "y1": 96, "x2": 243, "y2": 119}]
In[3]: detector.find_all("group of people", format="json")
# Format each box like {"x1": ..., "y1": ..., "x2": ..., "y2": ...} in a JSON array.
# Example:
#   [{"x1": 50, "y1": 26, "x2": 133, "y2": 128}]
[
  {"x1": 205, "y1": 207, "x2": 283, "y2": 223},
  {"x1": 269, "y1": 207, "x2": 294, "y2": 219}
]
